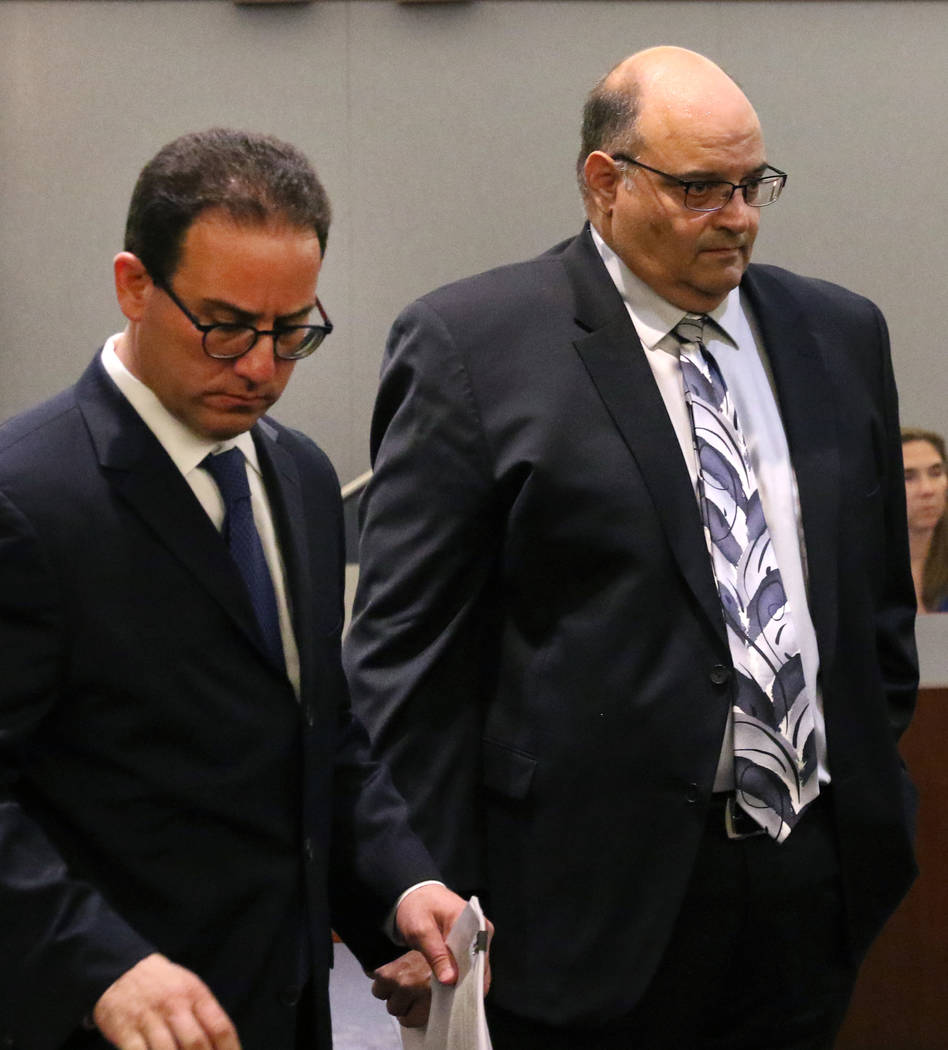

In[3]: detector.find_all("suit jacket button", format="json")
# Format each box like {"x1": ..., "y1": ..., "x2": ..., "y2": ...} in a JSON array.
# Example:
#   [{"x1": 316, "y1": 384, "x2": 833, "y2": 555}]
[
  {"x1": 280, "y1": 984, "x2": 302, "y2": 1007},
  {"x1": 710, "y1": 664, "x2": 731, "y2": 685},
  {"x1": 303, "y1": 706, "x2": 316, "y2": 729},
  {"x1": 303, "y1": 837, "x2": 315, "y2": 862},
  {"x1": 686, "y1": 782, "x2": 700, "y2": 803}
]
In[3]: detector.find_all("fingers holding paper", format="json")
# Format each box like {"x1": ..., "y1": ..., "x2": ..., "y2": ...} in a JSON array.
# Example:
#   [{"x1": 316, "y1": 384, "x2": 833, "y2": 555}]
[{"x1": 375, "y1": 887, "x2": 494, "y2": 1028}]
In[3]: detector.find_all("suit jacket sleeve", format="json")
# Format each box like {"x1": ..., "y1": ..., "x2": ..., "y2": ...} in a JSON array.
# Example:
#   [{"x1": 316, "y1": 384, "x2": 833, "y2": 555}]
[
  {"x1": 344, "y1": 297, "x2": 499, "y2": 896},
  {"x1": 871, "y1": 304, "x2": 918, "y2": 739},
  {"x1": 0, "y1": 487, "x2": 155, "y2": 1050}
]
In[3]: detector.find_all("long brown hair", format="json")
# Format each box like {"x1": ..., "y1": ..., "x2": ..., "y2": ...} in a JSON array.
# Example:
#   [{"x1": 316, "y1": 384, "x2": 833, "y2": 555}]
[{"x1": 902, "y1": 427, "x2": 948, "y2": 611}]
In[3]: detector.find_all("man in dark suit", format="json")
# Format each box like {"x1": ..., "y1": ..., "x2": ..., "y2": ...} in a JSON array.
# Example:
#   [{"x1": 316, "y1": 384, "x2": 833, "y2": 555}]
[
  {"x1": 0, "y1": 129, "x2": 473, "y2": 1050},
  {"x1": 345, "y1": 47, "x2": 918, "y2": 1049}
]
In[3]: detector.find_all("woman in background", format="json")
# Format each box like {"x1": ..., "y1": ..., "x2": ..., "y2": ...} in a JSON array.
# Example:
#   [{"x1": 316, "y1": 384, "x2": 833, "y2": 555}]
[{"x1": 902, "y1": 427, "x2": 948, "y2": 613}]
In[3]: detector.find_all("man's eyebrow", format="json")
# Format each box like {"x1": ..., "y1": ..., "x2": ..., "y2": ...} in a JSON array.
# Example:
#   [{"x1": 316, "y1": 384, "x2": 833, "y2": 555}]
[{"x1": 198, "y1": 297, "x2": 317, "y2": 324}]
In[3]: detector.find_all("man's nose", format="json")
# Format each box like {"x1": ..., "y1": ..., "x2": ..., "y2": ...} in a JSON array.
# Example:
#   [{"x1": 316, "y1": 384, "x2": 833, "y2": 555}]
[
  {"x1": 233, "y1": 336, "x2": 278, "y2": 384},
  {"x1": 713, "y1": 188, "x2": 757, "y2": 230}
]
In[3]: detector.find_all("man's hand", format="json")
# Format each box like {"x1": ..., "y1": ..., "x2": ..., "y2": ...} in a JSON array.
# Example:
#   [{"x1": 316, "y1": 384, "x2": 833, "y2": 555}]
[
  {"x1": 396, "y1": 884, "x2": 470, "y2": 986},
  {"x1": 93, "y1": 953, "x2": 241, "y2": 1050},
  {"x1": 370, "y1": 885, "x2": 493, "y2": 1028},
  {"x1": 370, "y1": 949, "x2": 433, "y2": 1027}
]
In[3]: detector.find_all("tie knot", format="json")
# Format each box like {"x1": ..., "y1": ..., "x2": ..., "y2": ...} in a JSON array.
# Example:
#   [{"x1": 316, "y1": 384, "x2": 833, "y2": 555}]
[
  {"x1": 202, "y1": 447, "x2": 251, "y2": 508},
  {"x1": 673, "y1": 314, "x2": 706, "y2": 348}
]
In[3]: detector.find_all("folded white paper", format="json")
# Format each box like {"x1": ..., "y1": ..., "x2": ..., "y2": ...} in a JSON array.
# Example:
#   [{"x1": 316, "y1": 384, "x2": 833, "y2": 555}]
[{"x1": 399, "y1": 896, "x2": 492, "y2": 1050}]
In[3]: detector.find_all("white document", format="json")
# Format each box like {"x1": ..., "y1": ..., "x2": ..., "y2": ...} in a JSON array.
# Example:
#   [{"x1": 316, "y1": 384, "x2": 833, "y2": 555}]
[{"x1": 399, "y1": 896, "x2": 492, "y2": 1050}]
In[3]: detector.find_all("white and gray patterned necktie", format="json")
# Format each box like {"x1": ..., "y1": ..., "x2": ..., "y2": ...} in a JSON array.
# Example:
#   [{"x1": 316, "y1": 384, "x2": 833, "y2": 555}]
[{"x1": 675, "y1": 314, "x2": 818, "y2": 842}]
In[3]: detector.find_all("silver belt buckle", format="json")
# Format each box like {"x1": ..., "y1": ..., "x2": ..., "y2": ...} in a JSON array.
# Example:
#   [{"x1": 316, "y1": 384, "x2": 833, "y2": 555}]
[{"x1": 724, "y1": 795, "x2": 767, "y2": 840}]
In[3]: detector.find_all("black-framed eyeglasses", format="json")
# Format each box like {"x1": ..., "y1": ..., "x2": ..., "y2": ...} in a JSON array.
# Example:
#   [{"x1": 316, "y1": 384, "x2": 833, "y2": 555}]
[
  {"x1": 610, "y1": 154, "x2": 787, "y2": 212},
  {"x1": 155, "y1": 279, "x2": 333, "y2": 361}
]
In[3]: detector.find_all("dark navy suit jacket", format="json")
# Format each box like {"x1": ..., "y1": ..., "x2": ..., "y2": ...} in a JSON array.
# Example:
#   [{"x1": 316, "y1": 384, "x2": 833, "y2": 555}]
[
  {"x1": 0, "y1": 356, "x2": 438, "y2": 1050},
  {"x1": 345, "y1": 226, "x2": 918, "y2": 1027}
]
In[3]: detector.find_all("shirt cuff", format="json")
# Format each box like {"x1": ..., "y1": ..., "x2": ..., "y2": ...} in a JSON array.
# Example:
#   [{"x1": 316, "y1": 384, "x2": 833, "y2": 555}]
[{"x1": 385, "y1": 880, "x2": 446, "y2": 943}]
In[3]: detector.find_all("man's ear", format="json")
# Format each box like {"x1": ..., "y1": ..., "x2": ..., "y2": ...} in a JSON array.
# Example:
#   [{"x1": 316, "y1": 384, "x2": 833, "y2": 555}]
[
  {"x1": 583, "y1": 151, "x2": 621, "y2": 217},
  {"x1": 113, "y1": 252, "x2": 154, "y2": 322}
]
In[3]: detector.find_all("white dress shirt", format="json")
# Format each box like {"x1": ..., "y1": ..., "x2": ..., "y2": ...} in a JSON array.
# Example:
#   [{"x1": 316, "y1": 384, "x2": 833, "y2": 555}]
[
  {"x1": 101, "y1": 337, "x2": 302, "y2": 697},
  {"x1": 590, "y1": 229, "x2": 828, "y2": 788}
]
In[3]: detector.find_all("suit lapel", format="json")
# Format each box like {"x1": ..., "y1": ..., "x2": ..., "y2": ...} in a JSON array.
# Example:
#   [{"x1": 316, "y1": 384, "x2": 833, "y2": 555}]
[
  {"x1": 563, "y1": 230, "x2": 727, "y2": 644},
  {"x1": 253, "y1": 420, "x2": 317, "y2": 692},
  {"x1": 76, "y1": 356, "x2": 281, "y2": 666},
  {"x1": 741, "y1": 266, "x2": 840, "y2": 669}
]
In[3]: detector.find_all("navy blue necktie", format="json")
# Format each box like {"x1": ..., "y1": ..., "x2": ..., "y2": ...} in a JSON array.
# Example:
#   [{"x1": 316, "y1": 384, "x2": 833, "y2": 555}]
[
  {"x1": 675, "y1": 314, "x2": 818, "y2": 841},
  {"x1": 202, "y1": 448, "x2": 285, "y2": 670}
]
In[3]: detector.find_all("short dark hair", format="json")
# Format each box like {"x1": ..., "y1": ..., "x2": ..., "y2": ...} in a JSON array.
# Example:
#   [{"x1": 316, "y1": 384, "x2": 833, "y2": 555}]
[
  {"x1": 124, "y1": 128, "x2": 331, "y2": 284},
  {"x1": 576, "y1": 74, "x2": 643, "y2": 195}
]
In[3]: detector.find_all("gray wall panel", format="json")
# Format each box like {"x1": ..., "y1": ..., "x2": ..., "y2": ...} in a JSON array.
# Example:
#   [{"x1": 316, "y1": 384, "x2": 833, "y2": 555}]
[
  {"x1": 2, "y1": 2, "x2": 947, "y2": 680},
  {"x1": 2, "y1": 0, "x2": 945, "y2": 478}
]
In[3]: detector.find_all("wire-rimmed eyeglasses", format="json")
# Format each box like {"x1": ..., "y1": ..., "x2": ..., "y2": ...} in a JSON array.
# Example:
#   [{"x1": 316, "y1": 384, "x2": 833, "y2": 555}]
[
  {"x1": 610, "y1": 154, "x2": 787, "y2": 213},
  {"x1": 155, "y1": 279, "x2": 333, "y2": 361}
]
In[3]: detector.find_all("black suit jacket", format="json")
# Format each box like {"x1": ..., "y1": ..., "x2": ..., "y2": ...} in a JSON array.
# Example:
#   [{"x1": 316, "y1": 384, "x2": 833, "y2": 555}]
[
  {"x1": 345, "y1": 226, "x2": 918, "y2": 1028},
  {"x1": 0, "y1": 356, "x2": 438, "y2": 1050}
]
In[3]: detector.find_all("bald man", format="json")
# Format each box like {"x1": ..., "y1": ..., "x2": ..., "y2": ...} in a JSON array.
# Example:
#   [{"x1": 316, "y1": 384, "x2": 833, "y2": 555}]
[{"x1": 346, "y1": 48, "x2": 918, "y2": 1049}]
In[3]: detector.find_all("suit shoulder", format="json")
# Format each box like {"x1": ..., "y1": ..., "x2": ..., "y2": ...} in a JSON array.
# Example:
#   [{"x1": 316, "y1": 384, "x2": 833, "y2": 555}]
[
  {"x1": 412, "y1": 237, "x2": 576, "y2": 324},
  {"x1": 0, "y1": 387, "x2": 83, "y2": 469},
  {"x1": 747, "y1": 263, "x2": 881, "y2": 316},
  {"x1": 261, "y1": 418, "x2": 339, "y2": 488},
  {"x1": 0, "y1": 387, "x2": 80, "y2": 446}
]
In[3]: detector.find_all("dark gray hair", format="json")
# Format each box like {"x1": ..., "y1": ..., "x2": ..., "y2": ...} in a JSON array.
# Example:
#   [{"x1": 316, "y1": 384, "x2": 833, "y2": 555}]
[
  {"x1": 124, "y1": 128, "x2": 331, "y2": 284},
  {"x1": 576, "y1": 75, "x2": 643, "y2": 195}
]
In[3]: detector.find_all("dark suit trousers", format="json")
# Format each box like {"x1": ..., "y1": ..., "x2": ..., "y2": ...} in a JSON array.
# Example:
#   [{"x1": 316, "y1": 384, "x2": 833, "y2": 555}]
[{"x1": 486, "y1": 791, "x2": 858, "y2": 1050}]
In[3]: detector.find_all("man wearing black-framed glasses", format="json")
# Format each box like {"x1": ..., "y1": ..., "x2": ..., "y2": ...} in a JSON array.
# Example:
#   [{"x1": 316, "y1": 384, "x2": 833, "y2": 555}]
[
  {"x1": 0, "y1": 129, "x2": 478, "y2": 1050},
  {"x1": 347, "y1": 45, "x2": 917, "y2": 1050}
]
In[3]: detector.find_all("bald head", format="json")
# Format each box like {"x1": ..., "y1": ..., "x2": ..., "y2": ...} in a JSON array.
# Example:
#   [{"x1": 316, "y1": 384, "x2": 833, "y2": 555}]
[
  {"x1": 609, "y1": 46, "x2": 752, "y2": 115},
  {"x1": 577, "y1": 47, "x2": 761, "y2": 196},
  {"x1": 578, "y1": 46, "x2": 771, "y2": 312}
]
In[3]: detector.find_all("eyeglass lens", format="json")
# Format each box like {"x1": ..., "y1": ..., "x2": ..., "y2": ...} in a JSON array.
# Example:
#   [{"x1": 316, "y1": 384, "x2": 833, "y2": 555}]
[
  {"x1": 686, "y1": 177, "x2": 783, "y2": 211},
  {"x1": 204, "y1": 325, "x2": 325, "y2": 360}
]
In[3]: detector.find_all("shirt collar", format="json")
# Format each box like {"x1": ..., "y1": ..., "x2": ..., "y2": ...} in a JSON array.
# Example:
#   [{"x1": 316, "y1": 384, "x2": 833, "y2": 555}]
[
  {"x1": 101, "y1": 335, "x2": 261, "y2": 476},
  {"x1": 590, "y1": 225, "x2": 741, "y2": 353}
]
